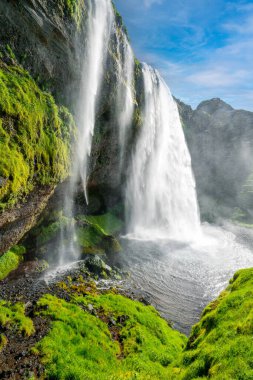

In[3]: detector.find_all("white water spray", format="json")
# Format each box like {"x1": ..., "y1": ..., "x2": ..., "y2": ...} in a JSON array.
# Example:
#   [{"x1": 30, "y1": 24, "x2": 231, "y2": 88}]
[{"x1": 126, "y1": 64, "x2": 201, "y2": 241}]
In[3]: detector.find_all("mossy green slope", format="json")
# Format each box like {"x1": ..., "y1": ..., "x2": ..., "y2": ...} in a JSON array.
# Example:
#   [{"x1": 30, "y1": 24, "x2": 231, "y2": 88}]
[
  {"x1": 0, "y1": 61, "x2": 75, "y2": 210},
  {"x1": 174, "y1": 268, "x2": 253, "y2": 379},
  {"x1": 36, "y1": 293, "x2": 186, "y2": 379}
]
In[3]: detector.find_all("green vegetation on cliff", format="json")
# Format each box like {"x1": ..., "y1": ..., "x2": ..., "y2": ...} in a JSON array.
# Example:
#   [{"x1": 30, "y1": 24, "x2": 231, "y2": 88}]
[
  {"x1": 35, "y1": 293, "x2": 185, "y2": 379},
  {"x1": 0, "y1": 245, "x2": 26, "y2": 281},
  {"x1": 174, "y1": 268, "x2": 253, "y2": 379},
  {"x1": 62, "y1": 0, "x2": 85, "y2": 26},
  {"x1": 77, "y1": 212, "x2": 123, "y2": 254},
  {"x1": 85, "y1": 212, "x2": 123, "y2": 235},
  {"x1": 0, "y1": 61, "x2": 75, "y2": 210},
  {"x1": 29, "y1": 211, "x2": 123, "y2": 258}
]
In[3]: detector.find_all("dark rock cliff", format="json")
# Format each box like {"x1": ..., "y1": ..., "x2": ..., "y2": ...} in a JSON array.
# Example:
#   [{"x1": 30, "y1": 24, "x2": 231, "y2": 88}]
[{"x1": 178, "y1": 98, "x2": 253, "y2": 222}]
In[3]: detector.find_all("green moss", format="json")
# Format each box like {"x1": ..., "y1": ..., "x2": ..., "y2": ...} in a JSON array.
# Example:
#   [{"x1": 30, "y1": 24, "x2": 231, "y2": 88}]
[
  {"x1": 28, "y1": 211, "x2": 122, "y2": 257},
  {"x1": 0, "y1": 61, "x2": 75, "y2": 210},
  {"x1": 0, "y1": 245, "x2": 26, "y2": 281},
  {"x1": 174, "y1": 268, "x2": 253, "y2": 379},
  {"x1": 36, "y1": 215, "x2": 70, "y2": 246},
  {"x1": 0, "y1": 300, "x2": 34, "y2": 336},
  {"x1": 77, "y1": 224, "x2": 105, "y2": 252},
  {"x1": 77, "y1": 213, "x2": 122, "y2": 254},
  {"x1": 112, "y1": 2, "x2": 129, "y2": 38},
  {"x1": 0, "y1": 333, "x2": 8, "y2": 352},
  {"x1": 62, "y1": 0, "x2": 85, "y2": 26},
  {"x1": 35, "y1": 294, "x2": 186, "y2": 379},
  {"x1": 85, "y1": 212, "x2": 123, "y2": 235},
  {"x1": 133, "y1": 107, "x2": 143, "y2": 129},
  {"x1": 6, "y1": 44, "x2": 16, "y2": 61},
  {"x1": 78, "y1": 294, "x2": 186, "y2": 370}
]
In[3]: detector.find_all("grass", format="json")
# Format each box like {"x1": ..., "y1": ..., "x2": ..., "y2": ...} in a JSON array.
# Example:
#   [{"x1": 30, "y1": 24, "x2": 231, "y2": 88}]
[
  {"x1": 0, "y1": 60, "x2": 75, "y2": 210},
  {"x1": 0, "y1": 245, "x2": 26, "y2": 281},
  {"x1": 2, "y1": 268, "x2": 253, "y2": 378},
  {"x1": 173, "y1": 268, "x2": 253, "y2": 379},
  {"x1": 35, "y1": 293, "x2": 186, "y2": 379},
  {"x1": 77, "y1": 294, "x2": 187, "y2": 375},
  {"x1": 0, "y1": 300, "x2": 34, "y2": 338}
]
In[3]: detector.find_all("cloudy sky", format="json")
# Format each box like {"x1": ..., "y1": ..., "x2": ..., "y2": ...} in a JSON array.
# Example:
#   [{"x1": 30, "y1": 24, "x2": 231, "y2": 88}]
[{"x1": 114, "y1": 0, "x2": 253, "y2": 111}]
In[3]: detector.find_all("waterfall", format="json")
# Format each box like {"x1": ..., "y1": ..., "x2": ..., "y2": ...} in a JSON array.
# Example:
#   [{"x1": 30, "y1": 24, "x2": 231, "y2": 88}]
[
  {"x1": 58, "y1": 0, "x2": 114, "y2": 264},
  {"x1": 126, "y1": 63, "x2": 201, "y2": 241},
  {"x1": 76, "y1": 0, "x2": 114, "y2": 202},
  {"x1": 115, "y1": 32, "x2": 135, "y2": 167},
  {"x1": 58, "y1": 0, "x2": 200, "y2": 265}
]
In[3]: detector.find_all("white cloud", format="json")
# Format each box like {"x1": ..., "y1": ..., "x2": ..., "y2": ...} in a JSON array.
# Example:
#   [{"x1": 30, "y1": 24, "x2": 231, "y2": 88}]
[
  {"x1": 223, "y1": 15, "x2": 253, "y2": 35},
  {"x1": 114, "y1": 0, "x2": 253, "y2": 111},
  {"x1": 143, "y1": 0, "x2": 163, "y2": 9},
  {"x1": 187, "y1": 69, "x2": 248, "y2": 87}
]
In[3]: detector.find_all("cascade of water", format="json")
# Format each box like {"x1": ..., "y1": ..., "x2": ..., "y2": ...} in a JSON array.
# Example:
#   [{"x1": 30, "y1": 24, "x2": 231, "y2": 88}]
[
  {"x1": 58, "y1": 0, "x2": 114, "y2": 264},
  {"x1": 76, "y1": 0, "x2": 114, "y2": 202},
  {"x1": 115, "y1": 32, "x2": 135, "y2": 167},
  {"x1": 126, "y1": 63, "x2": 201, "y2": 241}
]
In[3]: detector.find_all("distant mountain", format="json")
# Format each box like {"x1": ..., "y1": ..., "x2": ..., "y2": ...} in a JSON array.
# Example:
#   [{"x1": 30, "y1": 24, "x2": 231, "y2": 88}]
[{"x1": 177, "y1": 98, "x2": 253, "y2": 222}]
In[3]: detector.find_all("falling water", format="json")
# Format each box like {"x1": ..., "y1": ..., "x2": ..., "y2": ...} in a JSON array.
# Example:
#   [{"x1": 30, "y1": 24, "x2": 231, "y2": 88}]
[
  {"x1": 126, "y1": 64, "x2": 201, "y2": 241},
  {"x1": 58, "y1": 0, "x2": 114, "y2": 264},
  {"x1": 75, "y1": 0, "x2": 114, "y2": 202},
  {"x1": 115, "y1": 32, "x2": 135, "y2": 167}
]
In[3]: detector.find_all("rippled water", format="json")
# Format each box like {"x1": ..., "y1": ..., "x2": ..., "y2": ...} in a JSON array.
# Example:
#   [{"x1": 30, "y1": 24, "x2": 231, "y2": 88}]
[{"x1": 118, "y1": 223, "x2": 253, "y2": 335}]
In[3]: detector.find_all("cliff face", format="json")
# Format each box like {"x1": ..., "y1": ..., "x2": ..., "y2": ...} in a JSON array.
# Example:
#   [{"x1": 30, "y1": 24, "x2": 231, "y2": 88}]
[
  {"x1": 178, "y1": 98, "x2": 253, "y2": 222},
  {"x1": 0, "y1": 0, "x2": 85, "y2": 106},
  {"x1": 0, "y1": 0, "x2": 84, "y2": 253}
]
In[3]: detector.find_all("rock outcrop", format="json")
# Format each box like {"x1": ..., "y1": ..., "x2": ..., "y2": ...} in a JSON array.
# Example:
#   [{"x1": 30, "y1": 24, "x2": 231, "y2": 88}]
[{"x1": 178, "y1": 98, "x2": 253, "y2": 222}]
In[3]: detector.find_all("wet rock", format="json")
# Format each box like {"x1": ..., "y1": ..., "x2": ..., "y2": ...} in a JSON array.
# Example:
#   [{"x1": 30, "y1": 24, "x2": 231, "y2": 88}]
[
  {"x1": 25, "y1": 301, "x2": 33, "y2": 310},
  {"x1": 109, "y1": 318, "x2": 117, "y2": 327},
  {"x1": 87, "y1": 304, "x2": 94, "y2": 312},
  {"x1": 85, "y1": 255, "x2": 112, "y2": 276},
  {"x1": 0, "y1": 186, "x2": 55, "y2": 255}
]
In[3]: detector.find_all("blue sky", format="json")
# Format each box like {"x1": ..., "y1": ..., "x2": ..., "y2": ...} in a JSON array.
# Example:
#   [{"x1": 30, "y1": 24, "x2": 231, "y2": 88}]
[{"x1": 114, "y1": 0, "x2": 253, "y2": 111}]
